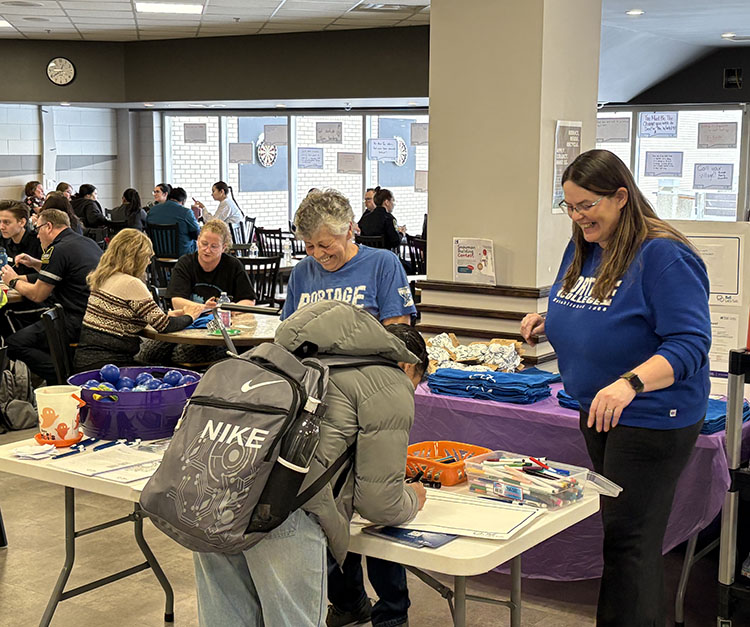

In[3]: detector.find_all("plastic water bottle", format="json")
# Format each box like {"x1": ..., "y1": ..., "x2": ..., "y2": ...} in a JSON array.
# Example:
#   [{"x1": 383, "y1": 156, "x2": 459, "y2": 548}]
[
  {"x1": 217, "y1": 291, "x2": 231, "y2": 327},
  {"x1": 0, "y1": 247, "x2": 7, "y2": 269},
  {"x1": 247, "y1": 399, "x2": 323, "y2": 532},
  {"x1": 282, "y1": 238, "x2": 292, "y2": 264},
  {"x1": 249, "y1": 241, "x2": 259, "y2": 258}
]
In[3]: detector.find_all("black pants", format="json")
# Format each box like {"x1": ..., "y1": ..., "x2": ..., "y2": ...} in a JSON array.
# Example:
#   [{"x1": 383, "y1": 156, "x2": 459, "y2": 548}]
[
  {"x1": 328, "y1": 552, "x2": 409, "y2": 627},
  {"x1": 579, "y1": 411, "x2": 703, "y2": 627},
  {"x1": 6, "y1": 319, "x2": 59, "y2": 384}
]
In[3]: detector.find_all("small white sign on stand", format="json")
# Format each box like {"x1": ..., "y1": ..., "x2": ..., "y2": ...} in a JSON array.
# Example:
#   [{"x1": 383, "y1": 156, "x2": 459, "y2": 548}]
[{"x1": 453, "y1": 238, "x2": 496, "y2": 285}]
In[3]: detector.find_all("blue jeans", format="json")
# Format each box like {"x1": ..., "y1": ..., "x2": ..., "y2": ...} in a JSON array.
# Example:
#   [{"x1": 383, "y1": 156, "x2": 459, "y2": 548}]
[
  {"x1": 193, "y1": 509, "x2": 328, "y2": 627},
  {"x1": 328, "y1": 552, "x2": 409, "y2": 627}
]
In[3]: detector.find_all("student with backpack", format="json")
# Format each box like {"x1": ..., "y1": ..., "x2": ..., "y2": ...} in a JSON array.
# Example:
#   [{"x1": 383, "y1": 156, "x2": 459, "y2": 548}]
[{"x1": 189, "y1": 301, "x2": 427, "y2": 626}]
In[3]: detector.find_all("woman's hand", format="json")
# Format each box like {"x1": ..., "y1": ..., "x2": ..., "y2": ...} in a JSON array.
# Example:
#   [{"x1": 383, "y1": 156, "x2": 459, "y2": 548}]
[
  {"x1": 588, "y1": 378, "x2": 637, "y2": 432},
  {"x1": 411, "y1": 481, "x2": 427, "y2": 511},
  {"x1": 520, "y1": 313, "x2": 545, "y2": 346},
  {"x1": 203, "y1": 297, "x2": 219, "y2": 310},
  {"x1": 183, "y1": 301, "x2": 208, "y2": 320}
]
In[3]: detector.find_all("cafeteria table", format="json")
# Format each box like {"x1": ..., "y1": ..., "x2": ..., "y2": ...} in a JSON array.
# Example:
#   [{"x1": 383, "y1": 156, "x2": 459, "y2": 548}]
[{"x1": 141, "y1": 311, "x2": 280, "y2": 347}]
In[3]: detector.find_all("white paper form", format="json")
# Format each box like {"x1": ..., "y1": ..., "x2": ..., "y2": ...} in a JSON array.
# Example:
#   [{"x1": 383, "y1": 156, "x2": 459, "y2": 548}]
[
  {"x1": 97, "y1": 459, "x2": 162, "y2": 484},
  {"x1": 710, "y1": 311, "x2": 741, "y2": 376},
  {"x1": 689, "y1": 235, "x2": 742, "y2": 306},
  {"x1": 49, "y1": 446, "x2": 161, "y2": 477},
  {"x1": 398, "y1": 491, "x2": 542, "y2": 540}
]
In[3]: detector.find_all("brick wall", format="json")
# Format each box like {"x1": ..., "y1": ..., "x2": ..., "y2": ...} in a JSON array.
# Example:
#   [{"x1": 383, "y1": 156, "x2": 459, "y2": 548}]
[{"x1": 168, "y1": 115, "x2": 220, "y2": 209}]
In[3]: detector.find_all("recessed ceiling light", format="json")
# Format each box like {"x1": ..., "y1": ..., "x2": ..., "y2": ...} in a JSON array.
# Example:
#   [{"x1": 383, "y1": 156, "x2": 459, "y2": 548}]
[
  {"x1": 143, "y1": 102, "x2": 155, "y2": 107},
  {"x1": 209, "y1": 104, "x2": 226, "y2": 108},
  {"x1": 59, "y1": 102, "x2": 71, "y2": 106},
  {"x1": 0, "y1": 19, "x2": 12, "y2": 27},
  {"x1": 275, "y1": 103, "x2": 287, "y2": 108},
  {"x1": 625, "y1": 9, "x2": 645, "y2": 16},
  {"x1": 722, "y1": 32, "x2": 737, "y2": 39},
  {"x1": 135, "y1": 2, "x2": 203, "y2": 15},
  {"x1": 407, "y1": 102, "x2": 419, "y2": 106},
  {"x1": 187, "y1": 103, "x2": 207, "y2": 108},
  {"x1": 1, "y1": 1, "x2": 42, "y2": 5},
  {"x1": 22, "y1": 16, "x2": 48, "y2": 21}
]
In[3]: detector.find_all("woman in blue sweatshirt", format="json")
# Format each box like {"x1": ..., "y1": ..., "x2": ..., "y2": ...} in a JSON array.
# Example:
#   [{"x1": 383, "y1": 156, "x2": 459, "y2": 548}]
[{"x1": 521, "y1": 149, "x2": 710, "y2": 627}]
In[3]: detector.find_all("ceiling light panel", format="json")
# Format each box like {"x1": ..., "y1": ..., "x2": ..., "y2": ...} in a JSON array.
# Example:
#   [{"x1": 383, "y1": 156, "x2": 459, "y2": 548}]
[{"x1": 0, "y1": 19, "x2": 12, "y2": 27}]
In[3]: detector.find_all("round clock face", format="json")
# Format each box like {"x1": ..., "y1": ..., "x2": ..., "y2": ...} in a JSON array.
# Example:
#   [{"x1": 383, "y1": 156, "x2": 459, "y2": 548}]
[{"x1": 46, "y1": 57, "x2": 75, "y2": 86}]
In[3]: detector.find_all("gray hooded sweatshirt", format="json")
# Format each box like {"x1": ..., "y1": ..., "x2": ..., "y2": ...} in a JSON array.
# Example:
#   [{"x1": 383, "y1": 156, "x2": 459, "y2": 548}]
[{"x1": 274, "y1": 300, "x2": 420, "y2": 564}]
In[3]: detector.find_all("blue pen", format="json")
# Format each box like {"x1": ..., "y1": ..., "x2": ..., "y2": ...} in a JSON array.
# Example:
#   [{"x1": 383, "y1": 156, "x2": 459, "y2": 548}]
[
  {"x1": 52, "y1": 437, "x2": 101, "y2": 459},
  {"x1": 92, "y1": 439, "x2": 127, "y2": 451}
]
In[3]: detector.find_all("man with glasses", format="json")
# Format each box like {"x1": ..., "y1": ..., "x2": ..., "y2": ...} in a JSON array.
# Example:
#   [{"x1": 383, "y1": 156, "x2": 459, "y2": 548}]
[{"x1": 0, "y1": 209, "x2": 102, "y2": 384}]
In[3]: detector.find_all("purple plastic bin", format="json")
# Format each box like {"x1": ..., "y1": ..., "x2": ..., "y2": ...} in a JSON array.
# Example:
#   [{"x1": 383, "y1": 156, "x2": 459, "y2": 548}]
[{"x1": 67, "y1": 366, "x2": 201, "y2": 440}]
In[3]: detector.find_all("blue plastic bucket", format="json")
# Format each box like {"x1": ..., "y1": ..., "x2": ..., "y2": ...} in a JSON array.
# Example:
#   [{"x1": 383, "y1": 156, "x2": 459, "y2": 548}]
[{"x1": 67, "y1": 366, "x2": 200, "y2": 440}]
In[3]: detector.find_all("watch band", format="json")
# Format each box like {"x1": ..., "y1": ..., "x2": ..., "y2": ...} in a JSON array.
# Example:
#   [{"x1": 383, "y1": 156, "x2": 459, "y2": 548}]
[
  {"x1": 620, "y1": 371, "x2": 644, "y2": 394},
  {"x1": 8, "y1": 278, "x2": 18, "y2": 290}
]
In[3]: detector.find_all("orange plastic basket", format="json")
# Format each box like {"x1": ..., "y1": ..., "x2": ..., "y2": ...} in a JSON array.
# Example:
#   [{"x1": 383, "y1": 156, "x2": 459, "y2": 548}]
[{"x1": 405, "y1": 441, "x2": 492, "y2": 486}]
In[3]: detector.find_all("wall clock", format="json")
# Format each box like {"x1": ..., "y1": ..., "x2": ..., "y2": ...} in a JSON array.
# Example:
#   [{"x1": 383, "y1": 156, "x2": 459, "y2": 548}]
[{"x1": 46, "y1": 57, "x2": 76, "y2": 86}]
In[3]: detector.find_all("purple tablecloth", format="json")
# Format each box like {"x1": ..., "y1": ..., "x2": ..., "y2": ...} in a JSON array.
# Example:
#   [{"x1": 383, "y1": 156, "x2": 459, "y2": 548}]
[{"x1": 412, "y1": 381, "x2": 750, "y2": 581}]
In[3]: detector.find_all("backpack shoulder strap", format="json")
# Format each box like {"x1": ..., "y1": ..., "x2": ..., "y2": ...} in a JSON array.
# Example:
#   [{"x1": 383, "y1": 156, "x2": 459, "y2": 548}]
[
  {"x1": 292, "y1": 441, "x2": 356, "y2": 510},
  {"x1": 319, "y1": 354, "x2": 402, "y2": 371}
]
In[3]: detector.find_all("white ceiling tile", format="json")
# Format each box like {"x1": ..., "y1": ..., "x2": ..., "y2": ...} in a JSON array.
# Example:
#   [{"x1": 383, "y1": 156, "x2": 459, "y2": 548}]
[
  {"x1": 62, "y1": 2, "x2": 133, "y2": 10},
  {"x1": 208, "y1": 0, "x2": 279, "y2": 6},
  {"x1": 202, "y1": 6, "x2": 274, "y2": 16}
]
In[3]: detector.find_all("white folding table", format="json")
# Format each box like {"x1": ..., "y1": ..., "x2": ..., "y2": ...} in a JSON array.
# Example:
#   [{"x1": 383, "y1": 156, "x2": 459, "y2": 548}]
[{"x1": 0, "y1": 438, "x2": 599, "y2": 627}]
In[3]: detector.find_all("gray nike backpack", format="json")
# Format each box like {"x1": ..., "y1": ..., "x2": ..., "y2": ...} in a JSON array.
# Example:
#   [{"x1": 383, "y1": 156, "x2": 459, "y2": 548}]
[{"x1": 139, "y1": 342, "x2": 393, "y2": 554}]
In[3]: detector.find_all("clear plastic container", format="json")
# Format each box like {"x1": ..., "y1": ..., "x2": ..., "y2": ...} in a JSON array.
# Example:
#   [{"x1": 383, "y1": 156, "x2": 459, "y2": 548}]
[{"x1": 465, "y1": 449, "x2": 621, "y2": 510}]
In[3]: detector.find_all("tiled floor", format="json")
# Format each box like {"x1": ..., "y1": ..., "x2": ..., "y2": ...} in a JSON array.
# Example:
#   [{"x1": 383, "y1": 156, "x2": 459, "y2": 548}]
[{"x1": 0, "y1": 426, "x2": 747, "y2": 626}]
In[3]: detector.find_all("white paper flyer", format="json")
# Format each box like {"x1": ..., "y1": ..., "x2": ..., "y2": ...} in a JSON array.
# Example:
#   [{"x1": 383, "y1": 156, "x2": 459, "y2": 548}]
[{"x1": 453, "y1": 238, "x2": 496, "y2": 285}]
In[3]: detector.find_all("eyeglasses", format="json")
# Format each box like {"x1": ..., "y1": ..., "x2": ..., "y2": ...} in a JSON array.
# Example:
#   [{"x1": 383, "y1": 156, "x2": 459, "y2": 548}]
[
  {"x1": 558, "y1": 196, "x2": 605, "y2": 214},
  {"x1": 198, "y1": 240, "x2": 222, "y2": 252}
]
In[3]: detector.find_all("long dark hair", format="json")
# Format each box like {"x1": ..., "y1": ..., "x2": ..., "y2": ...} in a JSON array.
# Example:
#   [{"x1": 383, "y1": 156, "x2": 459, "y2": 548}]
[
  {"x1": 385, "y1": 323, "x2": 428, "y2": 378},
  {"x1": 374, "y1": 187, "x2": 392, "y2": 207},
  {"x1": 561, "y1": 149, "x2": 694, "y2": 301},
  {"x1": 122, "y1": 188, "x2": 142, "y2": 216},
  {"x1": 74, "y1": 183, "x2": 96, "y2": 199},
  {"x1": 213, "y1": 180, "x2": 244, "y2": 216},
  {"x1": 41, "y1": 192, "x2": 81, "y2": 231}
]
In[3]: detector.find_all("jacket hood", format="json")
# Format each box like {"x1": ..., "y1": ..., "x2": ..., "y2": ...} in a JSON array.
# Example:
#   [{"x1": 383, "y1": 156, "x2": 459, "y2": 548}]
[{"x1": 275, "y1": 300, "x2": 418, "y2": 364}]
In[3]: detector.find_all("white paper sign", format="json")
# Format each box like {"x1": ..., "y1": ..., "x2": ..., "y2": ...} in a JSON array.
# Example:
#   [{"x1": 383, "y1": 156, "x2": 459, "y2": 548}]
[
  {"x1": 644, "y1": 151, "x2": 683, "y2": 177},
  {"x1": 298, "y1": 147, "x2": 323, "y2": 169},
  {"x1": 264, "y1": 124, "x2": 288, "y2": 145},
  {"x1": 697, "y1": 122, "x2": 738, "y2": 149},
  {"x1": 367, "y1": 138, "x2": 398, "y2": 161},
  {"x1": 316, "y1": 122, "x2": 342, "y2": 144},
  {"x1": 415, "y1": 170, "x2": 428, "y2": 193},
  {"x1": 694, "y1": 163, "x2": 734, "y2": 190},
  {"x1": 184, "y1": 123, "x2": 207, "y2": 143},
  {"x1": 596, "y1": 117, "x2": 630, "y2": 143},
  {"x1": 709, "y1": 311, "x2": 740, "y2": 376},
  {"x1": 336, "y1": 152, "x2": 362, "y2": 174},
  {"x1": 688, "y1": 235, "x2": 742, "y2": 306},
  {"x1": 228, "y1": 142, "x2": 254, "y2": 164},
  {"x1": 453, "y1": 237, "x2": 496, "y2": 285},
  {"x1": 552, "y1": 120, "x2": 582, "y2": 212},
  {"x1": 411, "y1": 122, "x2": 429, "y2": 145},
  {"x1": 639, "y1": 112, "x2": 678, "y2": 138}
]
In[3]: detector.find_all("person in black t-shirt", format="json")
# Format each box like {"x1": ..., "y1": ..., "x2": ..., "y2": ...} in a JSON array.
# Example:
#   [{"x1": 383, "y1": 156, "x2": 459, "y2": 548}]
[
  {"x1": 1, "y1": 209, "x2": 102, "y2": 384},
  {"x1": 167, "y1": 219, "x2": 256, "y2": 308},
  {"x1": 357, "y1": 187, "x2": 401, "y2": 249}
]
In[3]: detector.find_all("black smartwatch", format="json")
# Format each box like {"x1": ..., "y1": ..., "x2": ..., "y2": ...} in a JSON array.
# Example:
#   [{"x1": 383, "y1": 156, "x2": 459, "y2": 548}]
[
  {"x1": 8, "y1": 278, "x2": 19, "y2": 290},
  {"x1": 620, "y1": 371, "x2": 644, "y2": 394}
]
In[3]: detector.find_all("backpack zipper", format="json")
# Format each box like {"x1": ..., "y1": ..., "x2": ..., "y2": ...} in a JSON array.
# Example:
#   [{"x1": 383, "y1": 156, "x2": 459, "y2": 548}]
[{"x1": 189, "y1": 396, "x2": 286, "y2": 415}]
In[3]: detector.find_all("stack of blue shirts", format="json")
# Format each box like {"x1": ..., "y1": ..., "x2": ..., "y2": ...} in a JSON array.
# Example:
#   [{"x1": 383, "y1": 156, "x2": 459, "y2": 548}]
[
  {"x1": 701, "y1": 398, "x2": 750, "y2": 435},
  {"x1": 427, "y1": 367, "x2": 558, "y2": 404},
  {"x1": 557, "y1": 389, "x2": 581, "y2": 411}
]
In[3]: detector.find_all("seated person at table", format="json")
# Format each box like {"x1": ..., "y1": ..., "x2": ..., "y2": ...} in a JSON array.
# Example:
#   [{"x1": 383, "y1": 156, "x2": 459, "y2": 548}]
[
  {"x1": 110, "y1": 188, "x2": 147, "y2": 231},
  {"x1": 282, "y1": 189, "x2": 415, "y2": 325},
  {"x1": 146, "y1": 186, "x2": 200, "y2": 257},
  {"x1": 1, "y1": 209, "x2": 102, "y2": 384},
  {"x1": 0, "y1": 201, "x2": 45, "y2": 336},
  {"x1": 71, "y1": 184, "x2": 108, "y2": 230},
  {"x1": 192, "y1": 181, "x2": 244, "y2": 225},
  {"x1": 282, "y1": 190, "x2": 416, "y2": 627},
  {"x1": 22, "y1": 180, "x2": 44, "y2": 213},
  {"x1": 193, "y1": 300, "x2": 426, "y2": 627},
  {"x1": 41, "y1": 192, "x2": 83, "y2": 234},
  {"x1": 74, "y1": 229, "x2": 205, "y2": 372},
  {"x1": 137, "y1": 220, "x2": 256, "y2": 367},
  {"x1": 357, "y1": 187, "x2": 401, "y2": 249},
  {"x1": 55, "y1": 182, "x2": 74, "y2": 200}
]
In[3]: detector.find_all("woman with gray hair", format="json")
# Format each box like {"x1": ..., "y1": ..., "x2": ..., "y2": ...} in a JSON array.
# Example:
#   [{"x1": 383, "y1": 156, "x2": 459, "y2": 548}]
[
  {"x1": 281, "y1": 188, "x2": 416, "y2": 627},
  {"x1": 281, "y1": 189, "x2": 415, "y2": 326}
]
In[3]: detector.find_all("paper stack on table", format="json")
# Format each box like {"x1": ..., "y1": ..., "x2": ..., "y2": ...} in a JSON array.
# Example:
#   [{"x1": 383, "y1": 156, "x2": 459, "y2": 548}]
[
  {"x1": 49, "y1": 444, "x2": 161, "y2": 481},
  {"x1": 12, "y1": 443, "x2": 57, "y2": 460}
]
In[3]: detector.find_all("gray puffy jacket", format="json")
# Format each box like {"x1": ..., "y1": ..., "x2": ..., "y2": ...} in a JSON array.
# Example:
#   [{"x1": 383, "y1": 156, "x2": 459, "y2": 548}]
[{"x1": 274, "y1": 300, "x2": 420, "y2": 564}]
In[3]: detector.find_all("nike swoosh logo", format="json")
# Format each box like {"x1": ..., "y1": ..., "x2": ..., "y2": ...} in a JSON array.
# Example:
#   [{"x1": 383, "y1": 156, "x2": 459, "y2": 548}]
[{"x1": 240, "y1": 380, "x2": 283, "y2": 393}]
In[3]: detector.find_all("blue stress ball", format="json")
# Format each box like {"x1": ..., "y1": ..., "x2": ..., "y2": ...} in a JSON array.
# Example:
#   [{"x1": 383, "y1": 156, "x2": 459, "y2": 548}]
[
  {"x1": 158, "y1": 383, "x2": 172, "y2": 390},
  {"x1": 117, "y1": 385, "x2": 132, "y2": 392},
  {"x1": 99, "y1": 364, "x2": 120, "y2": 384},
  {"x1": 97, "y1": 382, "x2": 116, "y2": 392},
  {"x1": 117, "y1": 377, "x2": 135, "y2": 389},
  {"x1": 144, "y1": 379, "x2": 162, "y2": 390},
  {"x1": 135, "y1": 372, "x2": 154, "y2": 386},
  {"x1": 83, "y1": 379, "x2": 100, "y2": 389},
  {"x1": 163, "y1": 370, "x2": 183, "y2": 386},
  {"x1": 133, "y1": 385, "x2": 148, "y2": 392},
  {"x1": 180, "y1": 374, "x2": 199, "y2": 386}
]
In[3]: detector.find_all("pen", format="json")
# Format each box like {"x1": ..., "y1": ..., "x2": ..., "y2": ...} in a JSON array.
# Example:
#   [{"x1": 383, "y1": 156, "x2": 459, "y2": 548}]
[
  {"x1": 52, "y1": 437, "x2": 101, "y2": 459},
  {"x1": 92, "y1": 439, "x2": 127, "y2": 451}
]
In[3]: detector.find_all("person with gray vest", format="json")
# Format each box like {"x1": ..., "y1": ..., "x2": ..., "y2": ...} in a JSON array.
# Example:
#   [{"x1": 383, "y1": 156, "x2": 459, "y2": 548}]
[{"x1": 192, "y1": 300, "x2": 427, "y2": 626}]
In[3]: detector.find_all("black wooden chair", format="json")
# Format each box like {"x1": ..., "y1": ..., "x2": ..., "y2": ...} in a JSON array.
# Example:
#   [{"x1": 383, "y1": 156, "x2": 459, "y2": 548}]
[
  {"x1": 147, "y1": 223, "x2": 180, "y2": 260},
  {"x1": 355, "y1": 234, "x2": 386, "y2": 249},
  {"x1": 107, "y1": 220, "x2": 128, "y2": 237},
  {"x1": 0, "y1": 346, "x2": 7, "y2": 546},
  {"x1": 151, "y1": 259, "x2": 177, "y2": 289},
  {"x1": 244, "y1": 217, "x2": 256, "y2": 244},
  {"x1": 238, "y1": 256, "x2": 281, "y2": 307},
  {"x1": 41, "y1": 304, "x2": 73, "y2": 385},
  {"x1": 421, "y1": 213, "x2": 428, "y2": 240},
  {"x1": 255, "y1": 228, "x2": 284, "y2": 257},
  {"x1": 149, "y1": 284, "x2": 171, "y2": 311},
  {"x1": 230, "y1": 221, "x2": 245, "y2": 246},
  {"x1": 406, "y1": 235, "x2": 427, "y2": 275}
]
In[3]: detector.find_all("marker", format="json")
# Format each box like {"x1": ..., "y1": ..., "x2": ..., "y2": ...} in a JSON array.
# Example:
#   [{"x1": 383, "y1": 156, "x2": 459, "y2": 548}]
[
  {"x1": 407, "y1": 470, "x2": 424, "y2": 484},
  {"x1": 52, "y1": 437, "x2": 101, "y2": 459}
]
